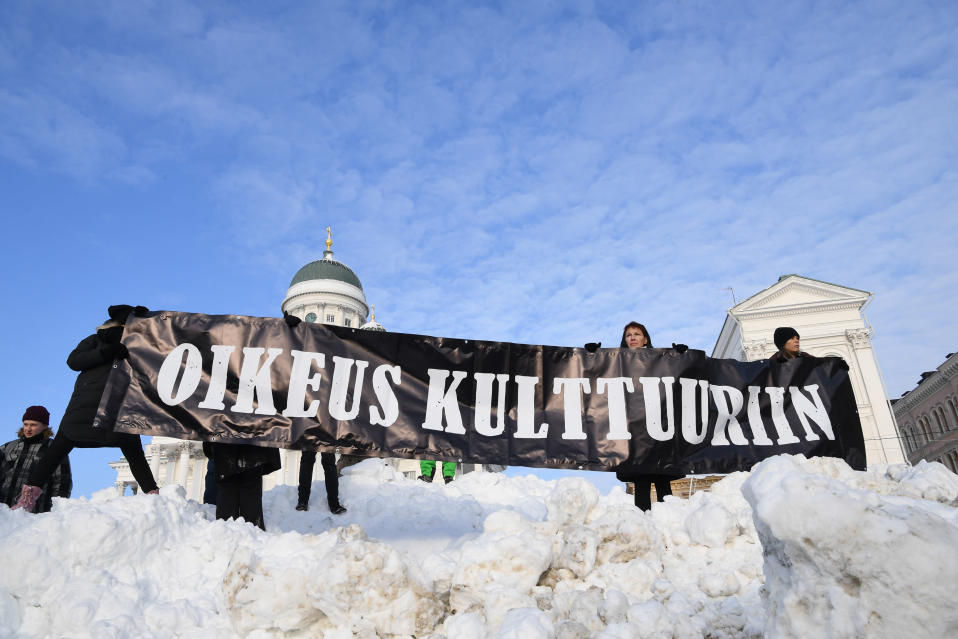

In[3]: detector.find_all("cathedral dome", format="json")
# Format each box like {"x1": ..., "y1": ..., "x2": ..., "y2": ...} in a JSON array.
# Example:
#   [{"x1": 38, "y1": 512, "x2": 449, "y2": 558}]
[
  {"x1": 281, "y1": 229, "x2": 369, "y2": 328},
  {"x1": 290, "y1": 258, "x2": 363, "y2": 290}
]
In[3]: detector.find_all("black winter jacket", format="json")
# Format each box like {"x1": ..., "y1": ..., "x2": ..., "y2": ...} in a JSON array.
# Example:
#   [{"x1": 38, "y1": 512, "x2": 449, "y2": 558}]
[
  {"x1": 59, "y1": 326, "x2": 142, "y2": 446},
  {"x1": 203, "y1": 442, "x2": 281, "y2": 482},
  {"x1": 0, "y1": 433, "x2": 72, "y2": 511}
]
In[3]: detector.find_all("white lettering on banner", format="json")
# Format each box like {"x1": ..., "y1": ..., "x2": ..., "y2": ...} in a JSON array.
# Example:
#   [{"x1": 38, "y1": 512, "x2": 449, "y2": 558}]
[
  {"x1": 421, "y1": 369, "x2": 469, "y2": 433},
  {"x1": 710, "y1": 385, "x2": 749, "y2": 446},
  {"x1": 157, "y1": 343, "x2": 203, "y2": 405},
  {"x1": 151, "y1": 340, "x2": 839, "y2": 448},
  {"x1": 680, "y1": 378, "x2": 710, "y2": 444},
  {"x1": 369, "y1": 364, "x2": 402, "y2": 427},
  {"x1": 232, "y1": 347, "x2": 283, "y2": 415},
  {"x1": 553, "y1": 378, "x2": 591, "y2": 440},
  {"x1": 765, "y1": 386, "x2": 801, "y2": 445},
  {"x1": 639, "y1": 377, "x2": 676, "y2": 441},
  {"x1": 746, "y1": 386, "x2": 775, "y2": 445},
  {"x1": 474, "y1": 372, "x2": 509, "y2": 436},
  {"x1": 790, "y1": 385, "x2": 834, "y2": 440},
  {"x1": 514, "y1": 374, "x2": 548, "y2": 439},
  {"x1": 595, "y1": 377, "x2": 634, "y2": 440},
  {"x1": 282, "y1": 350, "x2": 326, "y2": 418},
  {"x1": 328, "y1": 356, "x2": 368, "y2": 421},
  {"x1": 197, "y1": 345, "x2": 235, "y2": 410}
]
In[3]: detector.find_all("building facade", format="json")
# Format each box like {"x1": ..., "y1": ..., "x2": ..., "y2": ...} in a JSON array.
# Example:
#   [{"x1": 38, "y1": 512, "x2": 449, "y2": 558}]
[
  {"x1": 111, "y1": 230, "x2": 495, "y2": 497},
  {"x1": 712, "y1": 274, "x2": 906, "y2": 467},
  {"x1": 892, "y1": 352, "x2": 958, "y2": 473}
]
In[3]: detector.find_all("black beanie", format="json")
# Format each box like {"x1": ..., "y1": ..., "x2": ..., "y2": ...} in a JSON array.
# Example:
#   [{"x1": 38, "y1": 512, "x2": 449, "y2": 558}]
[
  {"x1": 108, "y1": 305, "x2": 135, "y2": 324},
  {"x1": 23, "y1": 405, "x2": 50, "y2": 425},
  {"x1": 774, "y1": 327, "x2": 799, "y2": 350}
]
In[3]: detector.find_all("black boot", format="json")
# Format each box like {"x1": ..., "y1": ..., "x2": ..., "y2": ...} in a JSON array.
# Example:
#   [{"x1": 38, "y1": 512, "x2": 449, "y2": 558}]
[
  {"x1": 329, "y1": 501, "x2": 347, "y2": 514},
  {"x1": 444, "y1": 475, "x2": 454, "y2": 484},
  {"x1": 296, "y1": 499, "x2": 309, "y2": 511},
  {"x1": 418, "y1": 474, "x2": 433, "y2": 483}
]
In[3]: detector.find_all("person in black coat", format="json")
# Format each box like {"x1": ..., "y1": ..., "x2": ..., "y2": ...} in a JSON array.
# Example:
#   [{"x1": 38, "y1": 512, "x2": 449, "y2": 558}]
[
  {"x1": 296, "y1": 450, "x2": 346, "y2": 514},
  {"x1": 770, "y1": 326, "x2": 812, "y2": 362},
  {"x1": 1, "y1": 406, "x2": 72, "y2": 512},
  {"x1": 613, "y1": 321, "x2": 682, "y2": 511},
  {"x1": 203, "y1": 441, "x2": 280, "y2": 530},
  {"x1": 13, "y1": 305, "x2": 159, "y2": 512}
]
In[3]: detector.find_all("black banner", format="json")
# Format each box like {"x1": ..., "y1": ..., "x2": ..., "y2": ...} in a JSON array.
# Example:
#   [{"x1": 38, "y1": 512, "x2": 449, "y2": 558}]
[{"x1": 98, "y1": 311, "x2": 866, "y2": 474}]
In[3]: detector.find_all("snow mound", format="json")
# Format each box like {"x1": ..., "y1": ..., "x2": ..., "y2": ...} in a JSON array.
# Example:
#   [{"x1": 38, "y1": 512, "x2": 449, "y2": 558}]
[{"x1": 2, "y1": 455, "x2": 957, "y2": 638}]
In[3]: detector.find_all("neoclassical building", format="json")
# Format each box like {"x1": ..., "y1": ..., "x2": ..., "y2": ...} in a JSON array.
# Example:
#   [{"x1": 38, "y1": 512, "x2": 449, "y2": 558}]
[
  {"x1": 892, "y1": 352, "x2": 958, "y2": 473},
  {"x1": 712, "y1": 274, "x2": 906, "y2": 467},
  {"x1": 110, "y1": 230, "x2": 491, "y2": 497}
]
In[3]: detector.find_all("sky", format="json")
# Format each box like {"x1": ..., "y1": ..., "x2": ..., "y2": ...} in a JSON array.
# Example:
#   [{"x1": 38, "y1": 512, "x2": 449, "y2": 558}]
[{"x1": 2, "y1": 0, "x2": 956, "y2": 497}]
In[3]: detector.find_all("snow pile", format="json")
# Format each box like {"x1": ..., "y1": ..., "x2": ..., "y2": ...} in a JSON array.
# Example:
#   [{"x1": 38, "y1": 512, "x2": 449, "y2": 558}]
[{"x1": 1, "y1": 455, "x2": 957, "y2": 638}]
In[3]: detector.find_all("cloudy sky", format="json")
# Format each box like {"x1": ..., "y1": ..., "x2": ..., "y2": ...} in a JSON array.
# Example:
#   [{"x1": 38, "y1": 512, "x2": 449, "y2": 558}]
[{"x1": 2, "y1": 0, "x2": 956, "y2": 495}]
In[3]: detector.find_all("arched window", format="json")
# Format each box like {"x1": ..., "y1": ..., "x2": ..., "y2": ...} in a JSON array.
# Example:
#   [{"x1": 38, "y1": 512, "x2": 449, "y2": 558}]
[
  {"x1": 920, "y1": 416, "x2": 933, "y2": 443},
  {"x1": 944, "y1": 450, "x2": 958, "y2": 474},
  {"x1": 948, "y1": 398, "x2": 958, "y2": 425},
  {"x1": 934, "y1": 409, "x2": 944, "y2": 435}
]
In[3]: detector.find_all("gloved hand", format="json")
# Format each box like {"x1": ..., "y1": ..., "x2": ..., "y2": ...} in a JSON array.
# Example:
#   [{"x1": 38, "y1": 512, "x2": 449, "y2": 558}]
[
  {"x1": 101, "y1": 343, "x2": 130, "y2": 360},
  {"x1": 133, "y1": 305, "x2": 150, "y2": 317},
  {"x1": 584, "y1": 342, "x2": 601, "y2": 353},
  {"x1": 671, "y1": 343, "x2": 689, "y2": 354},
  {"x1": 107, "y1": 305, "x2": 135, "y2": 324},
  {"x1": 284, "y1": 312, "x2": 302, "y2": 328}
]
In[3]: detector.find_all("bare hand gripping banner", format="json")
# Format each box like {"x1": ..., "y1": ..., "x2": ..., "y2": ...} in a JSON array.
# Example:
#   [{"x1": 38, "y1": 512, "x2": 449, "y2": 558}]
[{"x1": 98, "y1": 311, "x2": 867, "y2": 474}]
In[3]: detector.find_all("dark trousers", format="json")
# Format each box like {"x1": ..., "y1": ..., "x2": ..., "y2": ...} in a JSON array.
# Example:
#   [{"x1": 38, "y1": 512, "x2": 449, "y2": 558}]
[
  {"x1": 298, "y1": 451, "x2": 339, "y2": 507},
  {"x1": 633, "y1": 476, "x2": 674, "y2": 511},
  {"x1": 216, "y1": 473, "x2": 265, "y2": 530},
  {"x1": 203, "y1": 459, "x2": 217, "y2": 505},
  {"x1": 29, "y1": 434, "x2": 158, "y2": 493}
]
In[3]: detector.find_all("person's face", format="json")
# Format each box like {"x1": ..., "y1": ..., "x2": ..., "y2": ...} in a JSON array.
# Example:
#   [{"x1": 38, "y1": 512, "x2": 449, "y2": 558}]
[
  {"x1": 625, "y1": 327, "x2": 648, "y2": 349},
  {"x1": 22, "y1": 420, "x2": 45, "y2": 438},
  {"x1": 784, "y1": 336, "x2": 800, "y2": 355}
]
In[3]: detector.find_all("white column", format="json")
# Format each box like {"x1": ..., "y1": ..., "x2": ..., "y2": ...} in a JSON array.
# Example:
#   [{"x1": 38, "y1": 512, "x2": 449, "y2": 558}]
[
  {"x1": 176, "y1": 444, "x2": 191, "y2": 487},
  {"x1": 846, "y1": 328, "x2": 906, "y2": 465},
  {"x1": 191, "y1": 457, "x2": 206, "y2": 501},
  {"x1": 148, "y1": 444, "x2": 162, "y2": 485}
]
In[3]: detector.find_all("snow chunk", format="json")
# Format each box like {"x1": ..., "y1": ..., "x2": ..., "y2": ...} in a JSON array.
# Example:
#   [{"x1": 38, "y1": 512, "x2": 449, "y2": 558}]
[{"x1": 743, "y1": 454, "x2": 958, "y2": 639}]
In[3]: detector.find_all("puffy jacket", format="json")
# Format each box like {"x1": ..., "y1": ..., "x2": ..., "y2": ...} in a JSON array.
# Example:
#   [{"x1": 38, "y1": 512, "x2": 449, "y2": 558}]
[
  {"x1": 202, "y1": 442, "x2": 281, "y2": 482},
  {"x1": 59, "y1": 326, "x2": 142, "y2": 446},
  {"x1": 0, "y1": 432, "x2": 72, "y2": 512}
]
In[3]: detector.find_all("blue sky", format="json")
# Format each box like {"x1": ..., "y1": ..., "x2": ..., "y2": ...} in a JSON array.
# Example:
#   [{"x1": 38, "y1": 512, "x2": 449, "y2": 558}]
[{"x1": 2, "y1": 0, "x2": 956, "y2": 497}]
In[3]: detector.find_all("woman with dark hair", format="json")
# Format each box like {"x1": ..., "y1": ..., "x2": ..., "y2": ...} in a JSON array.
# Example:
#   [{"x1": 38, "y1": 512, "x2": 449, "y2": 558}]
[
  {"x1": 620, "y1": 321, "x2": 652, "y2": 349},
  {"x1": 614, "y1": 321, "x2": 679, "y2": 511}
]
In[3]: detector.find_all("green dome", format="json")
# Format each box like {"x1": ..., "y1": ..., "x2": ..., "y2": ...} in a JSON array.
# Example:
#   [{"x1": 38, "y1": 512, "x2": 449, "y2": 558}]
[{"x1": 289, "y1": 258, "x2": 363, "y2": 290}]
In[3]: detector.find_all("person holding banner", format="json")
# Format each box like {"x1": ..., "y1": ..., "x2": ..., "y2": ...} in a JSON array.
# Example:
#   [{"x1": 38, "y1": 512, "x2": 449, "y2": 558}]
[
  {"x1": 419, "y1": 459, "x2": 456, "y2": 483},
  {"x1": 296, "y1": 451, "x2": 346, "y2": 514},
  {"x1": 614, "y1": 321, "x2": 681, "y2": 511},
  {"x1": 12, "y1": 306, "x2": 159, "y2": 512},
  {"x1": 203, "y1": 442, "x2": 280, "y2": 530},
  {"x1": 771, "y1": 327, "x2": 811, "y2": 362}
]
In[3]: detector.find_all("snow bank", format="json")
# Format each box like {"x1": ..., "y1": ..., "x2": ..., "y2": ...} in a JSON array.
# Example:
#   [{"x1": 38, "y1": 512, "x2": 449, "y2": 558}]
[
  {"x1": 1, "y1": 455, "x2": 956, "y2": 638},
  {"x1": 742, "y1": 456, "x2": 958, "y2": 639}
]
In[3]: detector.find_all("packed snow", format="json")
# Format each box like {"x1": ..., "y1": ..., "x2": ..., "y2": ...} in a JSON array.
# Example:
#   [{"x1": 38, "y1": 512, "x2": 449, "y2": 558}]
[{"x1": 2, "y1": 454, "x2": 957, "y2": 638}]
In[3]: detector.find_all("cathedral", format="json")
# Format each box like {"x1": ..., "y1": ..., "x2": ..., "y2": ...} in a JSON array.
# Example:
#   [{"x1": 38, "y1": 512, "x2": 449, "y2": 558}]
[
  {"x1": 109, "y1": 229, "x2": 493, "y2": 498},
  {"x1": 712, "y1": 274, "x2": 905, "y2": 466}
]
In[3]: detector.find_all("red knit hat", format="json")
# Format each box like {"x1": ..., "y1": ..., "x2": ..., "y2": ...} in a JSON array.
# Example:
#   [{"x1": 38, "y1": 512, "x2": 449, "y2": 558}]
[{"x1": 22, "y1": 405, "x2": 50, "y2": 425}]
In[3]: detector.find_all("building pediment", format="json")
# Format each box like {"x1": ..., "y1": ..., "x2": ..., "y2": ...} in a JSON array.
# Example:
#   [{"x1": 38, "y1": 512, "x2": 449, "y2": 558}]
[{"x1": 732, "y1": 275, "x2": 870, "y2": 317}]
